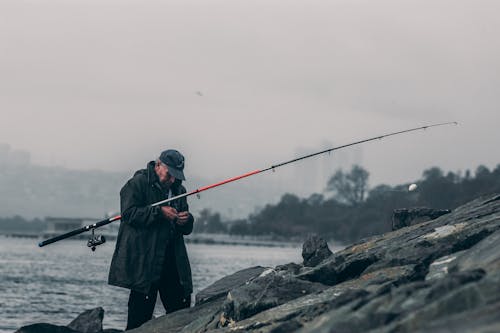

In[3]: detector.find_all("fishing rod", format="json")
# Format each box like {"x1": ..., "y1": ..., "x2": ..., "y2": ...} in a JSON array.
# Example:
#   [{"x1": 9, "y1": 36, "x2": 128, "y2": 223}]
[{"x1": 39, "y1": 121, "x2": 457, "y2": 250}]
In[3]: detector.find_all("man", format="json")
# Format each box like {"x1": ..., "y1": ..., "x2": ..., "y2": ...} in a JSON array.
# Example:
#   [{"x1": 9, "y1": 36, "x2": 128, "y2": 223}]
[{"x1": 108, "y1": 149, "x2": 194, "y2": 330}]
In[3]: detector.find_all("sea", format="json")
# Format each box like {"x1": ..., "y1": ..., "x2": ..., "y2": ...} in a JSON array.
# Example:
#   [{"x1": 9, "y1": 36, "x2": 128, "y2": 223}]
[{"x1": 0, "y1": 235, "x2": 306, "y2": 332}]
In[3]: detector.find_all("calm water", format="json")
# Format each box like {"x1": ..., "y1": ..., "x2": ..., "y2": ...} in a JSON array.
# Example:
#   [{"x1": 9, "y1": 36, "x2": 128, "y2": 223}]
[{"x1": 0, "y1": 235, "x2": 303, "y2": 332}]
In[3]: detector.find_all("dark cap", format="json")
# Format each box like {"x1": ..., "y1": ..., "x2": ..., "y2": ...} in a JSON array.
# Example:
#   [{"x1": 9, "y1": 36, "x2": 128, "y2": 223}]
[{"x1": 159, "y1": 149, "x2": 186, "y2": 180}]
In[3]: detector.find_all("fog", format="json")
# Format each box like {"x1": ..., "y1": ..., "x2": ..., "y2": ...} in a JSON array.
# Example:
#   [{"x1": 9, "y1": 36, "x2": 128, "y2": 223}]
[{"x1": 1, "y1": 0, "x2": 499, "y2": 215}]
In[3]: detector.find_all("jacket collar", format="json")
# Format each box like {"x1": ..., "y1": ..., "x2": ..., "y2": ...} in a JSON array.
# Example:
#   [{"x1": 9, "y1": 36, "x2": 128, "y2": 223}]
[{"x1": 146, "y1": 161, "x2": 159, "y2": 186}]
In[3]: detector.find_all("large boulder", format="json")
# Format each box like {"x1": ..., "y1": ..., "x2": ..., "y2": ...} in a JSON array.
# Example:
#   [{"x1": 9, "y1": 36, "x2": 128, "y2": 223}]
[
  {"x1": 128, "y1": 298, "x2": 225, "y2": 333},
  {"x1": 215, "y1": 265, "x2": 416, "y2": 333},
  {"x1": 129, "y1": 266, "x2": 268, "y2": 333},
  {"x1": 200, "y1": 194, "x2": 500, "y2": 333},
  {"x1": 297, "y1": 195, "x2": 500, "y2": 287},
  {"x1": 392, "y1": 207, "x2": 451, "y2": 230},
  {"x1": 195, "y1": 266, "x2": 267, "y2": 305},
  {"x1": 220, "y1": 269, "x2": 326, "y2": 323},
  {"x1": 301, "y1": 235, "x2": 333, "y2": 267}
]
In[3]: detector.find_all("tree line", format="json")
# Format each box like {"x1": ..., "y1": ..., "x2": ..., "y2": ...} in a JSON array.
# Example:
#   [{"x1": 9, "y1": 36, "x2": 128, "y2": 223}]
[{"x1": 193, "y1": 164, "x2": 500, "y2": 243}]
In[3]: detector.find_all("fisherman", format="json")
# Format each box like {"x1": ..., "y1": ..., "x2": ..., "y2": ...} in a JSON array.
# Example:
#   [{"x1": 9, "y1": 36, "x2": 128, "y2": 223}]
[{"x1": 108, "y1": 149, "x2": 194, "y2": 330}]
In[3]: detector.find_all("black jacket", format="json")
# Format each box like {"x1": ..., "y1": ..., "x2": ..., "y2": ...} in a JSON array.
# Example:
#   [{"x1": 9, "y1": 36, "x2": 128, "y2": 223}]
[{"x1": 108, "y1": 161, "x2": 194, "y2": 295}]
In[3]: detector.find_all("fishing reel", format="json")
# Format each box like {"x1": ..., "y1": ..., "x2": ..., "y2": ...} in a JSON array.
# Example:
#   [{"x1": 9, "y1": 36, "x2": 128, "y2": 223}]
[{"x1": 87, "y1": 228, "x2": 106, "y2": 251}]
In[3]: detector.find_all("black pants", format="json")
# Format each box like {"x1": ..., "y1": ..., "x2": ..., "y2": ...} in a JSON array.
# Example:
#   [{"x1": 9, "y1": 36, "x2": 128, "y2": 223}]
[{"x1": 126, "y1": 256, "x2": 190, "y2": 330}]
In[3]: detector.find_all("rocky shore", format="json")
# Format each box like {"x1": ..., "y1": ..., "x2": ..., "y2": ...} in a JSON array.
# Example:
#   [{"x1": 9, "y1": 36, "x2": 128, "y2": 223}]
[{"x1": 16, "y1": 193, "x2": 500, "y2": 333}]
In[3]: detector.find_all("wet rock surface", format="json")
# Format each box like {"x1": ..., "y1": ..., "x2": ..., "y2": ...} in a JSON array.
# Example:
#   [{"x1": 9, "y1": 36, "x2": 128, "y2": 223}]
[{"x1": 18, "y1": 193, "x2": 500, "y2": 333}]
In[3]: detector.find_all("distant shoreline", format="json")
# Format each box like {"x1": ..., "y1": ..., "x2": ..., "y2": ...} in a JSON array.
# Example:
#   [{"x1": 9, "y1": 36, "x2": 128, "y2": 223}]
[{"x1": 0, "y1": 233, "x2": 310, "y2": 248}]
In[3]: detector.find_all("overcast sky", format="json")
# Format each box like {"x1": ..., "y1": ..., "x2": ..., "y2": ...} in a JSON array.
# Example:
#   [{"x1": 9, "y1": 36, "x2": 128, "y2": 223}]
[{"x1": 1, "y1": 0, "x2": 499, "y2": 196}]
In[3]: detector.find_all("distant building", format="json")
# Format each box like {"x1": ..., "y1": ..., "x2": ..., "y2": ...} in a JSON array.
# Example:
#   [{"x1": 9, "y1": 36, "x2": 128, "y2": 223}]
[
  {"x1": 45, "y1": 217, "x2": 91, "y2": 234},
  {"x1": 44, "y1": 216, "x2": 118, "y2": 240}
]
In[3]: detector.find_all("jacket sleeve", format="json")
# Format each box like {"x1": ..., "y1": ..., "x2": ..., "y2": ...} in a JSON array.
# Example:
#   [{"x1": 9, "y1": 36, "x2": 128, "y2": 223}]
[
  {"x1": 175, "y1": 187, "x2": 194, "y2": 235},
  {"x1": 120, "y1": 176, "x2": 163, "y2": 228}
]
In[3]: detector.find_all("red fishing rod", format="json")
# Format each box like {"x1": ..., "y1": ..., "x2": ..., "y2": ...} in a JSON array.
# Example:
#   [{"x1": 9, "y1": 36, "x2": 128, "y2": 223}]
[{"x1": 39, "y1": 121, "x2": 457, "y2": 249}]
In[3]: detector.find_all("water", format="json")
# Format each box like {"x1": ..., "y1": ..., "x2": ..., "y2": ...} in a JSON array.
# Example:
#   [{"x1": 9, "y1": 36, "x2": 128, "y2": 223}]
[{"x1": 0, "y1": 236, "x2": 302, "y2": 332}]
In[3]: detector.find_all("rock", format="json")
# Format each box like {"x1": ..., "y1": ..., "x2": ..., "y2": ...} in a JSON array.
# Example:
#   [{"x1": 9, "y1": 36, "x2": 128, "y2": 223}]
[
  {"x1": 297, "y1": 249, "x2": 378, "y2": 286},
  {"x1": 301, "y1": 235, "x2": 333, "y2": 267},
  {"x1": 220, "y1": 269, "x2": 326, "y2": 323},
  {"x1": 127, "y1": 298, "x2": 225, "y2": 333},
  {"x1": 296, "y1": 269, "x2": 489, "y2": 333},
  {"x1": 68, "y1": 307, "x2": 104, "y2": 333},
  {"x1": 15, "y1": 323, "x2": 81, "y2": 333},
  {"x1": 215, "y1": 265, "x2": 415, "y2": 333},
  {"x1": 195, "y1": 266, "x2": 267, "y2": 305},
  {"x1": 292, "y1": 195, "x2": 500, "y2": 333},
  {"x1": 209, "y1": 194, "x2": 500, "y2": 333},
  {"x1": 298, "y1": 195, "x2": 500, "y2": 287},
  {"x1": 15, "y1": 308, "x2": 121, "y2": 333},
  {"x1": 392, "y1": 207, "x2": 451, "y2": 230},
  {"x1": 412, "y1": 299, "x2": 500, "y2": 333},
  {"x1": 128, "y1": 267, "x2": 273, "y2": 333},
  {"x1": 425, "y1": 251, "x2": 465, "y2": 281},
  {"x1": 448, "y1": 228, "x2": 500, "y2": 274},
  {"x1": 275, "y1": 262, "x2": 302, "y2": 275},
  {"x1": 18, "y1": 194, "x2": 500, "y2": 333}
]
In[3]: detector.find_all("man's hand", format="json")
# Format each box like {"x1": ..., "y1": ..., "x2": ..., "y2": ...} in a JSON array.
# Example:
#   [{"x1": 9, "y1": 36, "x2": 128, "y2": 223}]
[
  {"x1": 161, "y1": 206, "x2": 178, "y2": 221},
  {"x1": 176, "y1": 211, "x2": 190, "y2": 226}
]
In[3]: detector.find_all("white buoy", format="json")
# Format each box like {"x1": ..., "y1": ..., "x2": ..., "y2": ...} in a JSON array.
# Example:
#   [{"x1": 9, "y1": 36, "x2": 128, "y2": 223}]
[{"x1": 408, "y1": 183, "x2": 418, "y2": 192}]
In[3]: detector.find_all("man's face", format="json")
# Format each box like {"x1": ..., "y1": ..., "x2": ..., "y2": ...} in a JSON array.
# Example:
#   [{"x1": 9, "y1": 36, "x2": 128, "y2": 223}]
[{"x1": 155, "y1": 162, "x2": 176, "y2": 185}]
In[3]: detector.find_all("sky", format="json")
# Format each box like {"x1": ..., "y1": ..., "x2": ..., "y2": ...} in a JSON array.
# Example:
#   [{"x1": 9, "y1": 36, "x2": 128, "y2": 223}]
[{"x1": 1, "y1": 0, "x2": 499, "y2": 205}]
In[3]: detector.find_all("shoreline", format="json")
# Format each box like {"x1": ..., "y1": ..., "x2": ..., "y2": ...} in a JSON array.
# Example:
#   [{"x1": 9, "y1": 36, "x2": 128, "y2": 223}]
[{"x1": 0, "y1": 232, "x2": 313, "y2": 248}]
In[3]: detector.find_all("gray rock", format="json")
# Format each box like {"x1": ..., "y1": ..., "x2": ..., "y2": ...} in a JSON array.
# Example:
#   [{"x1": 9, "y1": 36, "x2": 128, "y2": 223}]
[
  {"x1": 297, "y1": 269, "x2": 488, "y2": 333},
  {"x1": 297, "y1": 248, "x2": 378, "y2": 285},
  {"x1": 302, "y1": 235, "x2": 333, "y2": 267},
  {"x1": 68, "y1": 307, "x2": 104, "y2": 333},
  {"x1": 392, "y1": 207, "x2": 451, "y2": 230},
  {"x1": 413, "y1": 299, "x2": 500, "y2": 333},
  {"x1": 220, "y1": 269, "x2": 327, "y2": 323},
  {"x1": 15, "y1": 324, "x2": 81, "y2": 333},
  {"x1": 425, "y1": 252, "x2": 464, "y2": 281},
  {"x1": 128, "y1": 298, "x2": 225, "y2": 333},
  {"x1": 448, "y1": 227, "x2": 500, "y2": 274},
  {"x1": 19, "y1": 194, "x2": 500, "y2": 333},
  {"x1": 15, "y1": 308, "x2": 121, "y2": 333},
  {"x1": 275, "y1": 262, "x2": 302, "y2": 275},
  {"x1": 299, "y1": 195, "x2": 500, "y2": 288},
  {"x1": 195, "y1": 266, "x2": 267, "y2": 305},
  {"x1": 156, "y1": 194, "x2": 500, "y2": 333},
  {"x1": 217, "y1": 265, "x2": 415, "y2": 332},
  {"x1": 292, "y1": 195, "x2": 500, "y2": 333}
]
